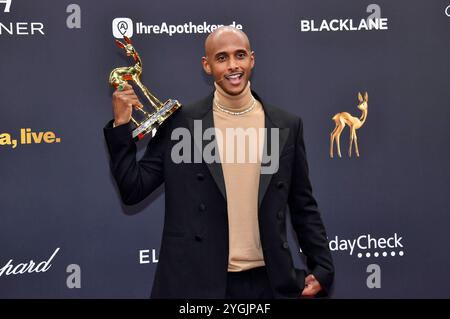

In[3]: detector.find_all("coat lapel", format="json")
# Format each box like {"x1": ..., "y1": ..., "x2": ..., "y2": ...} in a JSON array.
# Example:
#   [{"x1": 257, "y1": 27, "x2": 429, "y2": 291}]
[
  {"x1": 257, "y1": 111, "x2": 289, "y2": 208},
  {"x1": 188, "y1": 94, "x2": 227, "y2": 200}
]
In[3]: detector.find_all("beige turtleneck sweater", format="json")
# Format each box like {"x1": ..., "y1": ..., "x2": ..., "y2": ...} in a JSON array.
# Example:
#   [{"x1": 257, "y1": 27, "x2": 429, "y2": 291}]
[{"x1": 212, "y1": 81, "x2": 266, "y2": 272}]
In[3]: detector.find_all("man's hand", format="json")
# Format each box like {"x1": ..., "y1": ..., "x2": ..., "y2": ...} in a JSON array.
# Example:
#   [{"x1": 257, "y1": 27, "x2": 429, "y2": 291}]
[
  {"x1": 112, "y1": 83, "x2": 144, "y2": 126},
  {"x1": 301, "y1": 274, "x2": 322, "y2": 297}
]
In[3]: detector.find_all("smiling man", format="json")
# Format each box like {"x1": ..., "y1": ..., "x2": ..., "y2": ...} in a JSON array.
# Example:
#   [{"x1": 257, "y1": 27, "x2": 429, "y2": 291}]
[
  {"x1": 104, "y1": 26, "x2": 334, "y2": 299},
  {"x1": 202, "y1": 27, "x2": 253, "y2": 95}
]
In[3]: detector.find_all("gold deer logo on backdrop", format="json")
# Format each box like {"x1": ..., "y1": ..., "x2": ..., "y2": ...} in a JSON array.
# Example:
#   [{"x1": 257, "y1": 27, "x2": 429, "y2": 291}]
[{"x1": 330, "y1": 92, "x2": 368, "y2": 158}]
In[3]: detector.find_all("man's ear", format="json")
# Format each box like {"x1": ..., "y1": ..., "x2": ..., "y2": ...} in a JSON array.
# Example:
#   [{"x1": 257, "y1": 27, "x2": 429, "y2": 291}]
[
  {"x1": 201, "y1": 56, "x2": 212, "y2": 75},
  {"x1": 250, "y1": 51, "x2": 255, "y2": 70}
]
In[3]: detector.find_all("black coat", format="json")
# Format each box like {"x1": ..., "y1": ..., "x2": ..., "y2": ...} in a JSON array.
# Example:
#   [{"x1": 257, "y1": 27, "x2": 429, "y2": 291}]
[{"x1": 104, "y1": 91, "x2": 334, "y2": 298}]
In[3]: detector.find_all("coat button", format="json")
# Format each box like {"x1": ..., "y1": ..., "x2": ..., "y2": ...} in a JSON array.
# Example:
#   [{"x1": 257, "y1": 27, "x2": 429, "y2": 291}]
[
  {"x1": 282, "y1": 242, "x2": 289, "y2": 249},
  {"x1": 276, "y1": 181, "x2": 284, "y2": 189},
  {"x1": 196, "y1": 173, "x2": 204, "y2": 181},
  {"x1": 277, "y1": 210, "x2": 283, "y2": 220},
  {"x1": 195, "y1": 235, "x2": 203, "y2": 242},
  {"x1": 199, "y1": 203, "x2": 206, "y2": 212}
]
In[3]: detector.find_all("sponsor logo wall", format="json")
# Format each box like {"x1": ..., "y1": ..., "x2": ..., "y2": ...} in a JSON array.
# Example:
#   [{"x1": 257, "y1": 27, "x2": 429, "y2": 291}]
[{"x1": 1, "y1": 0, "x2": 449, "y2": 298}]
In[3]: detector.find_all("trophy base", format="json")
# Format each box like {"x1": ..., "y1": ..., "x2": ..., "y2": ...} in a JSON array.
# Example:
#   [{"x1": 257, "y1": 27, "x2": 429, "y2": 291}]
[{"x1": 132, "y1": 99, "x2": 181, "y2": 141}]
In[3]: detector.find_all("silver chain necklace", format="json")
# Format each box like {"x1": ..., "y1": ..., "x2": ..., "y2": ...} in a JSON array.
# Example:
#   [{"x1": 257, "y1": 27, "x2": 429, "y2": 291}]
[{"x1": 214, "y1": 98, "x2": 256, "y2": 116}]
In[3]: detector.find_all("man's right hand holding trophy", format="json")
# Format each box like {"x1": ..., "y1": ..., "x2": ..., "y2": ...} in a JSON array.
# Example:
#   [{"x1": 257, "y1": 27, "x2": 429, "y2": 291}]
[{"x1": 112, "y1": 83, "x2": 144, "y2": 127}]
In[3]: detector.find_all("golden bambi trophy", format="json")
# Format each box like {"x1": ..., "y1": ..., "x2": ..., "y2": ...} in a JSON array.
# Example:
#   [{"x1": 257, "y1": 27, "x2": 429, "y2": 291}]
[{"x1": 109, "y1": 36, "x2": 181, "y2": 141}]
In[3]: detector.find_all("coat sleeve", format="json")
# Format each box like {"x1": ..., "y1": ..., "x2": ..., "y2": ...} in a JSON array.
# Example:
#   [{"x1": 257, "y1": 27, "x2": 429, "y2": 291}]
[
  {"x1": 287, "y1": 117, "x2": 335, "y2": 295},
  {"x1": 103, "y1": 120, "x2": 169, "y2": 205}
]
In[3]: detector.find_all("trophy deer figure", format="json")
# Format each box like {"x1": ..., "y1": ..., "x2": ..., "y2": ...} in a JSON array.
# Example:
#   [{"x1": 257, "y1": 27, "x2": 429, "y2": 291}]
[
  {"x1": 109, "y1": 36, "x2": 163, "y2": 125},
  {"x1": 330, "y1": 92, "x2": 368, "y2": 158}
]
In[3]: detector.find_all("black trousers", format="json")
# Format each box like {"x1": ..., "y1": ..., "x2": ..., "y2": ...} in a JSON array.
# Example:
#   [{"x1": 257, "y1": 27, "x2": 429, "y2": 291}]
[{"x1": 225, "y1": 266, "x2": 274, "y2": 299}]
